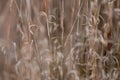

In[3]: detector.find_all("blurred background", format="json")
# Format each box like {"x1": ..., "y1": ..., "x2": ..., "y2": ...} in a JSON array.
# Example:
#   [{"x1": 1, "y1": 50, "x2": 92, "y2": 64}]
[{"x1": 0, "y1": 0, "x2": 120, "y2": 80}]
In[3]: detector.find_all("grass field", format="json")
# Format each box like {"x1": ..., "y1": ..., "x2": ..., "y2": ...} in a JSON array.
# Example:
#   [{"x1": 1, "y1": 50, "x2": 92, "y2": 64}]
[{"x1": 0, "y1": 0, "x2": 120, "y2": 80}]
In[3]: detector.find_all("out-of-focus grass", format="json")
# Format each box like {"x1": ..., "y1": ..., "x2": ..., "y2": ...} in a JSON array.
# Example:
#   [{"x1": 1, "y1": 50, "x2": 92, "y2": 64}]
[{"x1": 0, "y1": 0, "x2": 120, "y2": 80}]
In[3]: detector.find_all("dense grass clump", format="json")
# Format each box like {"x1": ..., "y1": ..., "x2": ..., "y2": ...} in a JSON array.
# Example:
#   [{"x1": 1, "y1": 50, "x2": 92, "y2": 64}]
[{"x1": 0, "y1": 0, "x2": 120, "y2": 80}]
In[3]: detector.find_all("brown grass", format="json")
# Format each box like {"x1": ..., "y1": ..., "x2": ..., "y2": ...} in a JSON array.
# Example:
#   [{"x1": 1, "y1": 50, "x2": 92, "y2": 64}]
[{"x1": 0, "y1": 0, "x2": 120, "y2": 80}]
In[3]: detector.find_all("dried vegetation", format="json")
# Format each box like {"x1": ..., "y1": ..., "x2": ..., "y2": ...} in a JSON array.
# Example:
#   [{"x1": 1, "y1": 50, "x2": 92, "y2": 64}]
[{"x1": 0, "y1": 0, "x2": 120, "y2": 80}]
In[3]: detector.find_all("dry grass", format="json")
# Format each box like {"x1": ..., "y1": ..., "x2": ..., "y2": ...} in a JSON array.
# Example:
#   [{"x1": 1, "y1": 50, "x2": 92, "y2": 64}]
[{"x1": 0, "y1": 0, "x2": 120, "y2": 80}]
